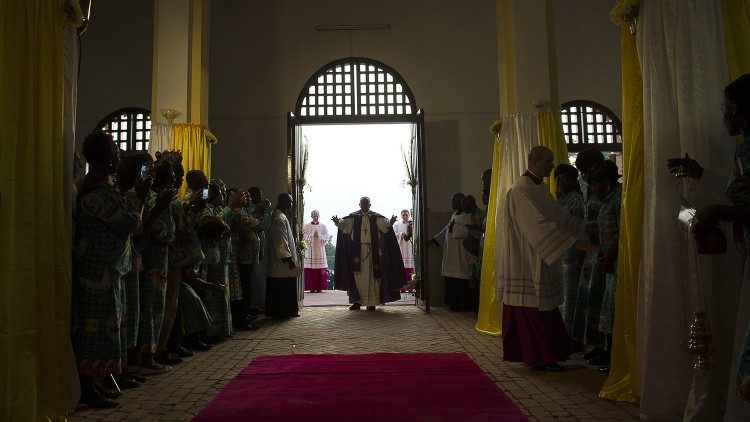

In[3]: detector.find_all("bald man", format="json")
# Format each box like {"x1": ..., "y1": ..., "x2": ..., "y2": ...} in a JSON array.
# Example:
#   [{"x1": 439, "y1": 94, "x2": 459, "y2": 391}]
[{"x1": 498, "y1": 146, "x2": 597, "y2": 371}]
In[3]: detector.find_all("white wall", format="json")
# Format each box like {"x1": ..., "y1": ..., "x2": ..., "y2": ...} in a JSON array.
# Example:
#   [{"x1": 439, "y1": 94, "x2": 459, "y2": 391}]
[
  {"x1": 208, "y1": 0, "x2": 500, "y2": 212},
  {"x1": 76, "y1": 1, "x2": 154, "y2": 144},
  {"x1": 554, "y1": 0, "x2": 622, "y2": 117}
]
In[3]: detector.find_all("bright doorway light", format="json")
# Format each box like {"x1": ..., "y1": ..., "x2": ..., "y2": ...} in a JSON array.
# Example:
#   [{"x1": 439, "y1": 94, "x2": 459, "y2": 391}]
[{"x1": 300, "y1": 123, "x2": 413, "y2": 240}]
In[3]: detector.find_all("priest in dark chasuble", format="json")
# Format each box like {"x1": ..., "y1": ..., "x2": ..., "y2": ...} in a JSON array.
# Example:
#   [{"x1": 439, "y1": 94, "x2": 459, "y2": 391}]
[{"x1": 332, "y1": 197, "x2": 406, "y2": 310}]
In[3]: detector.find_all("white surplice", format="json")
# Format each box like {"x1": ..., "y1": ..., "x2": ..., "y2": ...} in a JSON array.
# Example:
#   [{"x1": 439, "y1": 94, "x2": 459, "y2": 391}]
[
  {"x1": 337, "y1": 213, "x2": 392, "y2": 306},
  {"x1": 393, "y1": 221, "x2": 414, "y2": 269},
  {"x1": 303, "y1": 222, "x2": 330, "y2": 269},
  {"x1": 434, "y1": 212, "x2": 471, "y2": 280},
  {"x1": 497, "y1": 176, "x2": 587, "y2": 311}
]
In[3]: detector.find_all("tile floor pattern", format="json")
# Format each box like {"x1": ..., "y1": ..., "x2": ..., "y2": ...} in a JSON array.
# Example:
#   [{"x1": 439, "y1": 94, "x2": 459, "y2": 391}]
[{"x1": 71, "y1": 306, "x2": 639, "y2": 421}]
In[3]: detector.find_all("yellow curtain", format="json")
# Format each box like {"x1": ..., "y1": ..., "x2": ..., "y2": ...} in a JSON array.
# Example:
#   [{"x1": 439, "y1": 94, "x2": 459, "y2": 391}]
[
  {"x1": 722, "y1": 0, "x2": 750, "y2": 80},
  {"x1": 599, "y1": 25, "x2": 642, "y2": 403},
  {"x1": 171, "y1": 123, "x2": 211, "y2": 197},
  {"x1": 0, "y1": 1, "x2": 71, "y2": 419},
  {"x1": 537, "y1": 111, "x2": 570, "y2": 195},
  {"x1": 476, "y1": 135, "x2": 502, "y2": 335}
]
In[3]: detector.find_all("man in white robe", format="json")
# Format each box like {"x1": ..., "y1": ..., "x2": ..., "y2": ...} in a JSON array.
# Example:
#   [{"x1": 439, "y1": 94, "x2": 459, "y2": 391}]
[
  {"x1": 393, "y1": 209, "x2": 414, "y2": 292},
  {"x1": 498, "y1": 146, "x2": 597, "y2": 371},
  {"x1": 333, "y1": 197, "x2": 405, "y2": 310},
  {"x1": 265, "y1": 193, "x2": 300, "y2": 319},
  {"x1": 431, "y1": 193, "x2": 474, "y2": 311},
  {"x1": 303, "y1": 210, "x2": 331, "y2": 292}
]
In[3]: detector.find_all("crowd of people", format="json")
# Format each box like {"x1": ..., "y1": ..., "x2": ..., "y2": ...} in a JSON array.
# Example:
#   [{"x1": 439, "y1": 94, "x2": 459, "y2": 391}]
[
  {"x1": 71, "y1": 73, "x2": 750, "y2": 411},
  {"x1": 72, "y1": 131, "x2": 300, "y2": 408}
]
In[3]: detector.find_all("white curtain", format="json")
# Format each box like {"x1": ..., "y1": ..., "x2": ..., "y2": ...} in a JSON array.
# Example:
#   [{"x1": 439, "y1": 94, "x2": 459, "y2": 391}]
[
  {"x1": 492, "y1": 113, "x2": 540, "y2": 293},
  {"x1": 637, "y1": 1, "x2": 740, "y2": 420},
  {"x1": 148, "y1": 123, "x2": 172, "y2": 157}
]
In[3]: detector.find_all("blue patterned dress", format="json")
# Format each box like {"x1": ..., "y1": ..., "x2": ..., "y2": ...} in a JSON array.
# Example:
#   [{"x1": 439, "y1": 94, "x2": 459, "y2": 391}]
[
  {"x1": 199, "y1": 204, "x2": 232, "y2": 337},
  {"x1": 122, "y1": 191, "x2": 145, "y2": 350},
  {"x1": 727, "y1": 137, "x2": 750, "y2": 386},
  {"x1": 573, "y1": 191, "x2": 606, "y2": 348},
  {"x1": 138, "y1": 189, "x2": 175, "y2": 354},
  {"x1": 72, "y1": 181, "x2": 139, "y2": 375},
  {"x1": 596, "y1": 184, "x2": 622, "y2": 334},
  {"x1": 557, "y1": 190, "x2": 585, "y2": 334}
]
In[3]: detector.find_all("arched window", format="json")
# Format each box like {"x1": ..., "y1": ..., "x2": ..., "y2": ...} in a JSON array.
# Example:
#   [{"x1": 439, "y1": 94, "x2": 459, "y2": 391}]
[
  {"x1": 95, "y1": 107, "x2": 151, "y2": 151},
  {"x1": 560, "y1": 100, "x2": 622, "y2": 152},
  {"x1": 295, "y1": 57, "x2": 418, "y2": 123}
]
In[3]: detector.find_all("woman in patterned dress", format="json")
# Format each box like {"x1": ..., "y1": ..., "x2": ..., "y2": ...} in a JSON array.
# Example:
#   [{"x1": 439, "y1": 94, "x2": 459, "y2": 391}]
[
  {"x1": 72, "y1": 131, "x2": 143, "y2": 407},
  {"x1": 587, "y1": 160, "x2": 622, "y2": 371},
  {"x1": 114, "y1": 151, "x2": 153, "y2": 388},
  {"x1": 553, "y1": 163, "x2": 585, "y2": 342},
  {"x1": 137, "y1": 159, "x2": 178, "y2": 373}
]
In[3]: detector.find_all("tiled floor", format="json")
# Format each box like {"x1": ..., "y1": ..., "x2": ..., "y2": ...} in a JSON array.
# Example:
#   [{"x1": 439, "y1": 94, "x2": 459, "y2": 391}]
[
  {"x1": 302, "y1": 289, "x2": 414, "y2": 306},
  {"x1": 71, "y1": 306, "x2": 639, "y2": 421}
]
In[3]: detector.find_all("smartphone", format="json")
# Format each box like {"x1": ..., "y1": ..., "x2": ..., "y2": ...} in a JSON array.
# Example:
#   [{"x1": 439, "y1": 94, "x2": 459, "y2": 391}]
[
  {"x1": 139, "y1": 164, "x2": 149, "y2": 178},
  {"x1": 202, "y1": 188, "x2": 209, "y2": 199}
]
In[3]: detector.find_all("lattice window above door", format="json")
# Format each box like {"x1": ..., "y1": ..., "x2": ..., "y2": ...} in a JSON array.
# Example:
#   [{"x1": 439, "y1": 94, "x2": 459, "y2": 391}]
[
  {"x1": 560, "y1": 100, "x2": 622, "y2": 152},
  {"x1": 295, "y1": 57, "x2": 417, "y2": 119},
  {"x1": 95, "y1": 107, "x2": 152, "y2": 151}
]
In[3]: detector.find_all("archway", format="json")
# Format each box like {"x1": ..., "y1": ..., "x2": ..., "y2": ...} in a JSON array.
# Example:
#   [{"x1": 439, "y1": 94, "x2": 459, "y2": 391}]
[{"x1": 287, "y1": 57, "x2": 429, "y2": 311}]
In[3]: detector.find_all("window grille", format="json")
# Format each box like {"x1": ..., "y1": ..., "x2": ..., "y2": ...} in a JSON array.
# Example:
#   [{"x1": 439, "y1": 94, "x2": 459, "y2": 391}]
[
  {"x1": 295, "y1": 58, "x2": 417, "y2": 120},
  {"x1": 95, "y1": 107, "x2": 151, "y2": 151},
  {"x1": 560, "y1": 100, "x2": 622, "y2": 152}
]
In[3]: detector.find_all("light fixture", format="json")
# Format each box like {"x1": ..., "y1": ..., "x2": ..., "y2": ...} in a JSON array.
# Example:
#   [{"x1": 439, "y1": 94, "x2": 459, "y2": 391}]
[{"x1": 315, "y1": 24, "x2": 391, "y2": 31}]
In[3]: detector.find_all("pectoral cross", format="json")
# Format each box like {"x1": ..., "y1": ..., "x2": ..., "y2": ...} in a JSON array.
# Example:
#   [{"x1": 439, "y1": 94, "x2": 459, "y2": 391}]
[
  {"x1": 363, "y1": 226, "x2": 368, "y2": 235},
  {"x1": 354, "y1": 257, "x2": 360, "y2": 264}
]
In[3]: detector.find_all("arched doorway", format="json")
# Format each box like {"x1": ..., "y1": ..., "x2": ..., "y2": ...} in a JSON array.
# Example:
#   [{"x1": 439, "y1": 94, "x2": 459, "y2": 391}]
[{"x1": 287, "y1": 57, "x2": 429, "y2": 311}]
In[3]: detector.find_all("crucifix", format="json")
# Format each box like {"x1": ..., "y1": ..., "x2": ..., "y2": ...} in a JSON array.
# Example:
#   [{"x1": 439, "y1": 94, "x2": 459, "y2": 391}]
[{"x1": 363, "y1": 226, "x2": 368, "y2": 235}]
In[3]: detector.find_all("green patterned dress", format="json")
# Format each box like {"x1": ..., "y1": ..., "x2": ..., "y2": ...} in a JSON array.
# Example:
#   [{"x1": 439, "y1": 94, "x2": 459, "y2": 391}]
[
  {"x1": 72, "y1": 181, "x2": 139, "y2": 375},
  {"x1": 573, "y1": 192, "x2": 606, "y2": 348},
  {"x1": 557, "y1": 190, "x2": 585, "y2": 334},
  {"x1": 138, "y1": 189, "x2": 175, "y2": 354},
  {"x1": 122, "y1": 191, "x2": 145, "y2": 350},
  {"x1": 596, "y1": 184, "x2": 622, "y2": 334},
  {"x1": 198, "y1": 204, "x2": 233, "y2": 337}
]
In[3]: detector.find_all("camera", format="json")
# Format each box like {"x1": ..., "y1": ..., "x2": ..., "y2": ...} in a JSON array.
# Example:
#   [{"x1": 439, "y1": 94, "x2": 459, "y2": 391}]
[
  {"x1": 202, "y1": 188, "x2": 209, "y2": 200},
  {"x1": 139, "y1": 164, "x2": 149, "y2": 178}
]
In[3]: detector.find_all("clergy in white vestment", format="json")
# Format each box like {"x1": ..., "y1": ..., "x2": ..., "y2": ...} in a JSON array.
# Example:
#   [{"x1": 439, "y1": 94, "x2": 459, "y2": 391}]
[
  {"x1": 303, "y1": 210, "x2": 331, "y2": 292},
  {"x1": 431, "y1": 193, "x2": 474, "y2": 311},
  {"x1": 498, "y1": 146, "x2": 597, "y2": 371},
  {"x1": 264, "y1": 194, "x2": 300, "y2": 319},
  {"x1": 333, "y1": 197, "x2": 406, "y2": 310},
  {"x1": 393, "y1": 209, "x2": 414, "y2": 292}
]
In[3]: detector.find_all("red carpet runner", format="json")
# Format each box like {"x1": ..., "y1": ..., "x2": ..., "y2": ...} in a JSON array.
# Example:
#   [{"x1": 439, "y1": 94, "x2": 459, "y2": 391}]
[{"x1": 194, "y1": 352, "x2": 527, "y2": 421}]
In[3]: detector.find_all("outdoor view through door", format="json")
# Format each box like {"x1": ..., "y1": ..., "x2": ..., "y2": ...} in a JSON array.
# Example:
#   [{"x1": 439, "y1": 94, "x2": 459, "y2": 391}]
[{"x1": 287, "y1": 57, "x2": 428, "y2": 311}]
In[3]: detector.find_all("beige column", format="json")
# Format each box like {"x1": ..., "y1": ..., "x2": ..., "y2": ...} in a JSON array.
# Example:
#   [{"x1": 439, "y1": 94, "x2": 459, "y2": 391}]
[
  {"x1": 151, "y1": 0, "x2": 210, "y2": 353},
  {"x1": 496, "y1": 0, "x2": 559, "y2": 114},
  {"x1": 151, "y1": 0, "x2": 210, "y2": 125}
]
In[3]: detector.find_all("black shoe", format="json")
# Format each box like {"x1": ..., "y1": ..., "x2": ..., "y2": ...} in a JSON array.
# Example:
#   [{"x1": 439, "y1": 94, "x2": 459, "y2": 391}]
[
  {"x1": 349, "y1": 303, "x2": 361, "y2": 310},
  {"x1": 531, "y1": 363, "x2": 566, "y2": 372},
  {"x1": 170, "y1": 345, "x2": 195, "y2": 358},
  {"x1": 126, "y1": 373, "x2": 148, "y2": 383},
  {"x1": 598, "y1": 365, "x2": 611, "y2": 373},
  {"x1": 113, "y1": 374, "x2": 140, "y2": 389},
  {"x1": 186, "y1": 340, "x2": 213, "y2": 351},
  {"x1": 246, "y1": 314, "x2": 259, "y2": 323},
  {"x1": 583, "y1": 347, "x2": 604, "y2": 361},
  {"x1": 291, "y1": 314, "x2": 301, "y2": 317},
  {"x1": 366, "y1": 306, "x2": 376, "y2": 310},
  {"x1": 80, "y1": 391, "x2": 119, "y2": 409},
  {"x1": 154, "y1": 352, "x2": 183, "y2": 365},
  {"x1": 96, "y1": 387, "x2": 121, "y2": 400}
]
